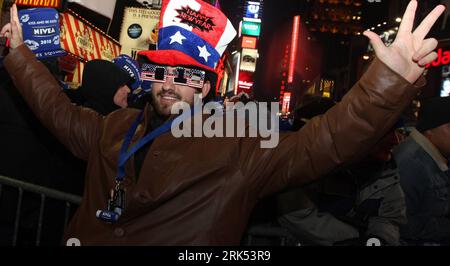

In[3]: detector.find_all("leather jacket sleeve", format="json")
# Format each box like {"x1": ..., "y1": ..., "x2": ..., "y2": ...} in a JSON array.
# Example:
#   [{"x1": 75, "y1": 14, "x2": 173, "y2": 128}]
[
  {"x1": 4, "y1": 44, "x2": 103, "y2": 160},
  {"x1": 239, "y1": 58, "x2": 425, "y2": 199}
]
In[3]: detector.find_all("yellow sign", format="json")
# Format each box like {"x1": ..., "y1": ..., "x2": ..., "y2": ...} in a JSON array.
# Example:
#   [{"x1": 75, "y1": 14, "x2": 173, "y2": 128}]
[
  {"x1": 119, "y1": 7, "x2": 160, "y2": 59},
  {"x1": 240, "y1": 48, "x2": 258, "y2": 72},
  {"x1": 60, "y1": 12, "x2": 121, "y2": 62}
]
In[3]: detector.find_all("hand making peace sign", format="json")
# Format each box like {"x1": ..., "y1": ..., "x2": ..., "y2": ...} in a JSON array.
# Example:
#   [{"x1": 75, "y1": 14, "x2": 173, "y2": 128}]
[{"x1": 364, "y1": 0, "x2": 445, "y2": 84}]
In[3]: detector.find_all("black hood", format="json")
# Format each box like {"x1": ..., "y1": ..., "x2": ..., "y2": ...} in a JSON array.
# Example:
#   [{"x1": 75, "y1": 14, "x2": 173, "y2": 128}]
[{"x1": 79, "y1": 60, "x2": 132, "y2": 116}]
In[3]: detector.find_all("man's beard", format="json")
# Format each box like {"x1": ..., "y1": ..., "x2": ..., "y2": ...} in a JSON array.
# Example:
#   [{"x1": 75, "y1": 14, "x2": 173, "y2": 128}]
[{"x1": 151, "y1": 88, "x2": 182, "y2": 116}]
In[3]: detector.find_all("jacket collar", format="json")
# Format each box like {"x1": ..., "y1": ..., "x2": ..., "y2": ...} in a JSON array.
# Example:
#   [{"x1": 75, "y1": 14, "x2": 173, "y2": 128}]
[{"x1": 410, "y1": 128, "x2": 449, "y2": 172}]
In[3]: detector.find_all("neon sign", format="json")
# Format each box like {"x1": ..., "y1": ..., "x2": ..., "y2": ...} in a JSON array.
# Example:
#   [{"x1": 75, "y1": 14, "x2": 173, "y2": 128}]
[
  {"x1": 426, "y1": 48, "x2": 450, "y2": 68},
  {"x1": 288, "y1": 16, "x2": 300, "y2": 84}
]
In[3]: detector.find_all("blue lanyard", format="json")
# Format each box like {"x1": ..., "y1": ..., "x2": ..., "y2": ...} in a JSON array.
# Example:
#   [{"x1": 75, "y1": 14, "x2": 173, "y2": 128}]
[
  {"x1": 96, "y1": 109, "x2": 194, "y2": 223},
  {"x1": 116, "y1": 107, "x2": 198, "y2": 181},
  {"x1": 98, "y1": 110, "x2": 181, "y2": 223},
  {"x1": 117, "y1": 102, "x2": 203, "y2": 181},
  {"x1": 117, "y1": 111, "x2": 178, "y2": 181}
]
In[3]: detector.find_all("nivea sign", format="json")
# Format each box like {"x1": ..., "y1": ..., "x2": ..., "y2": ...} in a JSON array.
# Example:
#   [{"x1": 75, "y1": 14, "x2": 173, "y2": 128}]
[
  {"x1": 18, "y1": 8, "x2": 66, "y2": 59},
  {"x1": 33, "y1": 27, "x2": 57, "y2": 36}
]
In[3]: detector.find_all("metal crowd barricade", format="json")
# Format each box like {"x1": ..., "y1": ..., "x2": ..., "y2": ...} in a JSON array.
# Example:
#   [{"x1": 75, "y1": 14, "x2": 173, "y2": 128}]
[
  {"x1": 243, "y1": 224, "x2": 301, "y2": 246},
  {"x1": 1, "y1": 175, "x2": 301, "y2": 246},
  {"x1": 0, "y1": 175, "x2": 82, "y2": 246}
]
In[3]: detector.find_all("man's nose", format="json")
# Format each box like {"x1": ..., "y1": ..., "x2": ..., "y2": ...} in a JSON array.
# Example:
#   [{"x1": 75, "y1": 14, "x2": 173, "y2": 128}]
[{"x1": 162, "y1": 75, "x2": 175, "y2": 88}]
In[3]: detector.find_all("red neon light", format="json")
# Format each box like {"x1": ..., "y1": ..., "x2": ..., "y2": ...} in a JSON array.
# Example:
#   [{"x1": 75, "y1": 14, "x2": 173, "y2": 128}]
[
  {"x1": 288, "y1": 16, "x2": 300, "y2": 84},
  {"x1": 426, "y1": 48, "x2": 450, "y2": 68}
]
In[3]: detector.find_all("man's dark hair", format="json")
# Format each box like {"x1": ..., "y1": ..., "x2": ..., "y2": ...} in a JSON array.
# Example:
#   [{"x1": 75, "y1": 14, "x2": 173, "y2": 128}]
[{"x1": 203, "y1": 70, "x2": 217, "y2": 103}]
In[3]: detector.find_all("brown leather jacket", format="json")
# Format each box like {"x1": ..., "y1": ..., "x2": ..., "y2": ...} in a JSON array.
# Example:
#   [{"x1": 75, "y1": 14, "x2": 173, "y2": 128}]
[{"x1": 4, "y1": 45, "x2": 423, "y2": 245}]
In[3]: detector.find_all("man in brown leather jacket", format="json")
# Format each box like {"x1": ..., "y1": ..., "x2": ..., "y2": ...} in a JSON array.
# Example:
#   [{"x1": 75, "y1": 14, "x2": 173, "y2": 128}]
[{"x1": 0, "y1": 1, "x2": 445, "y2": 245}]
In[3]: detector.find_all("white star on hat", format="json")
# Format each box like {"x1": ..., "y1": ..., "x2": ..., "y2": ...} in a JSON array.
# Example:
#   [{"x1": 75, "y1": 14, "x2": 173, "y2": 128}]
[
  {"x1": 198, "y1": 45, "x2": 211, "y2": 62},
  {"x1": 169, "y1": 31, "x2": 186, "y2": 45}
]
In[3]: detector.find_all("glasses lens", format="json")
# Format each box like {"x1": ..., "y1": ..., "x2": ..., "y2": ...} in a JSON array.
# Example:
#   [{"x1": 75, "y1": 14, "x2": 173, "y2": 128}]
[
  {"x1": 155, "y1": 67, "x2": 166, "y2": 81},
  {"x1": 174, "y1": 68, "x2": 187, "y2": 84},
  {"x1": 190, "y1": 71, "x2": 203, "y2": 86}
]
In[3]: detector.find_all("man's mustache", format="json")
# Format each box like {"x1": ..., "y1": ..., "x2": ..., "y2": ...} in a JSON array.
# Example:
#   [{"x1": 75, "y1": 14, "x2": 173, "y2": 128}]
[{"x1": 158, "y1": 88, "x2": 181, "y2": 100}]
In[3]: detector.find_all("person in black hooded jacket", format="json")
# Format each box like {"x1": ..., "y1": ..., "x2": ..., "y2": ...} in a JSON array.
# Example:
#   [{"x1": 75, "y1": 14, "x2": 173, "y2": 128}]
[
  {"x1": 65, "y1": 59, "x2": 134, "y2": 116},
  {"x1": 0, "y1": 58, "x2": 86, "y2": 246}
]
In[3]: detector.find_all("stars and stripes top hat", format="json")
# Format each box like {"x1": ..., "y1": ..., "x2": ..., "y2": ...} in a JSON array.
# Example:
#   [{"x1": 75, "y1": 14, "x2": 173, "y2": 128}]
[{"x1": 138, "y1": 0, "x2": 237, "y2": 73}]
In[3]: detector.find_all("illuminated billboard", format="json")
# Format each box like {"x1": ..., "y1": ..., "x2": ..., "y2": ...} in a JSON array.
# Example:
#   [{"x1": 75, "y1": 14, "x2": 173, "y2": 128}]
[
  {"x1": 238, "y1": 71, "x2": 254, "y2": 94},
  {"x1": 241, "y1": 21, "x2": 261, "y2": 37},
  {"x1": 240, "y1": 48, "x2": 258, "y2": 72},
  {"x1": 242, "y1": 36, "x2": 257, "y2": 49},
  {"x1": 282, "y1": 92, "x2": 292, "y2": 114},
  {"x1": 244, "y1": 1, "x2": 262, "y2": 20},
  {"x1": 120, "y1": 7, "x2": 161, "y2": 59}
]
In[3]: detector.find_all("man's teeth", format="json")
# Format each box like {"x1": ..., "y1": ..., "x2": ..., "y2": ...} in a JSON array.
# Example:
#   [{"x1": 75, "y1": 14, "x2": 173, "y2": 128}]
[{"x1": 162, "y1": 95, "x2": 178, "y2": 100}]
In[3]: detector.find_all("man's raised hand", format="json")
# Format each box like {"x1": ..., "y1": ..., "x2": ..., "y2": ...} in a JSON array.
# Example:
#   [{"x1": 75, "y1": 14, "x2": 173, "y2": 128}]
[
  {"x1": 364, "y1": 0, "x2": 445, "y2": 84},
  {"x1": 0, "y1": 4, "x2": 23, "y2": 50}
]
